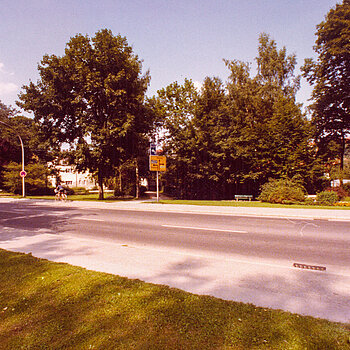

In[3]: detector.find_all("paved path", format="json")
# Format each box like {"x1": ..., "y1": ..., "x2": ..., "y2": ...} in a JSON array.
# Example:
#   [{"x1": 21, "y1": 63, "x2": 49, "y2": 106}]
[{"x1": 1, "y1": 198, "x2": 350, "y2": 323}]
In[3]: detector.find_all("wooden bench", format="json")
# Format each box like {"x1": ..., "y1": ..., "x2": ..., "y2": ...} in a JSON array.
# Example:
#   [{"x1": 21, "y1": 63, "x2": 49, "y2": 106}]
[{"x1": 234, "y1": 195, "x2": 253, "y2": 201}]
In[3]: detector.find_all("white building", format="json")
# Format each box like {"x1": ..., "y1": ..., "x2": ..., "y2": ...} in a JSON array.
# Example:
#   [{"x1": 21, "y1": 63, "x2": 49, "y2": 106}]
[{"x1": 48, "y1": 161, "x2": 96, "y2": 189}]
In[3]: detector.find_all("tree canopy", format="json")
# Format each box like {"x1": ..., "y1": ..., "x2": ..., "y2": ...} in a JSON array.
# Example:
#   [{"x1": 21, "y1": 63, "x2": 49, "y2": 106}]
[
  {"x1": 302, "y1": 0, "x2": 350, "y2": 175},
  {"x1": 18, "y1": 29, "x2": 153, "y2": 199},
  {"x1": 152, "y1": 34, "x2": 319, "y2": 199}
]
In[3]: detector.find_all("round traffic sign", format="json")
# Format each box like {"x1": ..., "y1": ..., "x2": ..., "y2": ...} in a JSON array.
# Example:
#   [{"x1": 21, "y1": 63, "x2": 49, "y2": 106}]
[{"x1": 20, "y1": 170, "x2": 27, "y2": 178}]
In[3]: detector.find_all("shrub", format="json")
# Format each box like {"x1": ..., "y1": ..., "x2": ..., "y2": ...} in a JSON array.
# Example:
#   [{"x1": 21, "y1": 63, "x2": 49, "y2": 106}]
[
  {"x1": 70, "y1": 187, "x2": 89, "y2": 195},
  {"x1": 305, "y1": 197, "x2": 316, "y2": 205},
  {"x1": 342, "y1": 183, "x2": 350, "y2": 195},
  {"x1": 140, "y1": 185, "x2": 147, "y2": 197},
  {"x1": 258, "y1": 178, "x2": 306, "y2": 204},
  {"x1": 113, "y1": 188, "x2": 123, "y2": 197},
  {"x1": 316, "y1": 191, "x2": 339, "y2": 205},
  {"x1": 3, "y1": 162, "x2": 52, "y2": 195},
  {"x1": 63, "y1": 187, "x2": 75, "y2": 195},
  {"x1": 325, "y1": 186, "x2": 348, "y2": 200}
]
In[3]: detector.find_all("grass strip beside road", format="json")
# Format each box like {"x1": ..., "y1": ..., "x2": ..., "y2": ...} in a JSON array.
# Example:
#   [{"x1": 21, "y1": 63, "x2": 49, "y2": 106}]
[
  {"x1": 0, "y1": 249, "x2": 349, "y2": 349},
  {"x1": 158, "y1": 199, "x2": 350, "y2": 210}
]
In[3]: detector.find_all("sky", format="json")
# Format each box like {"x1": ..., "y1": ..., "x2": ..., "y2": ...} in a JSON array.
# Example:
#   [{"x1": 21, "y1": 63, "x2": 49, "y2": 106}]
[{"x1": 0, "y1": 0, "x2": 340, "y2": 114}]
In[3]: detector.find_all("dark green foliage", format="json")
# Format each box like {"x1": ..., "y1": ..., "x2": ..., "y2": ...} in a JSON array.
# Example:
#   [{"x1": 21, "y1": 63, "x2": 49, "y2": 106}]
[
  {"x1": 154, "y1": 34, "x2": 319, "y2": 199},
  {"x1": 69, "y1": 187, "x2": 89, "y2": 195},
  {"x1": 2, "y1": 162, "x2": 52, "y2": 195},
  {"x1": 343, "y1": 182, "x2": 350, "y2": 194},
  {"x1": 258, "y1": 178, "x2": 306, "y2": 204},
  {"x1": 316, "y1": 191, "x2": 339, "y2": 205},
  {"x1": 326, "y1": 186, "x2": 349, "y2": 200},
  {"x1": 0, "y1": 101, "x2": 51, "y2": 188},
  {"x1": 302, "y1": 1, "x2": 350, "y2": 173},
  {"x1": 18, "y1": 29, "x2": 153, "y2": 200}
]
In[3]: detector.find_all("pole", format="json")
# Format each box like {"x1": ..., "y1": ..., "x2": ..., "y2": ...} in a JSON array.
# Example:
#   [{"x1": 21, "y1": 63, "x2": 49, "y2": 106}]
[
  {"x1": 18, "y1": 135, "x2": 25, "y2": 197},
  {"x1": 156, "y1": 171, "x2": 159, "y2": 202}
]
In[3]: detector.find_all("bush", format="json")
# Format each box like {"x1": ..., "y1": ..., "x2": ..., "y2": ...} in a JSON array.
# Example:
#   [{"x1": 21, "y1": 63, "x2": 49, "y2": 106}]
[
  {"x1": 62, "y1": 187, "x2": 75, "y2": 195},
  {"x1": 316, "y1": 191, "x2": 339, "y2": 205},
  {"x1": 70, "y1": 187, "x2": 89, "y2": 195},
  {"x1": 304, "y1": 197, "x2": 316, "y2": 205},
  {"x1": 113, "y1": 188, "x2": 123, "y2": 197},
  {"x1": 2, "y1": 162, "x2": 52, "y2": 195},
  {"x1": 343, "y1": 182, "x2": 350, "y2": 197},
  {"x1": 325, "y1": 186, "x2": 348, "y2": 200},
  {"x1": 140, "y1": 185, "x2": 147, "y2": 197},
  {"x1": 258, "y1": 178, "x2": 306, "y2": 204}
]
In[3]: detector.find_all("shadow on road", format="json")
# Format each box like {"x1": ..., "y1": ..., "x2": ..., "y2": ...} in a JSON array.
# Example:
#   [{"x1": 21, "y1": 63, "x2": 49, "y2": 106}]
[{"x1": 0, "y1": 201, "x2": 97, "y2": 259}]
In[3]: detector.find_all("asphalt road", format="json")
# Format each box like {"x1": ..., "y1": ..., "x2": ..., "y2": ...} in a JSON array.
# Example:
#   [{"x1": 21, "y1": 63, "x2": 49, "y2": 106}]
[
  {"x1": 1, "y1": 201, "x2": 349, "y2": 268},
  {"x1": 1, "y1": 199, "x2": 350, "y2": 323}
]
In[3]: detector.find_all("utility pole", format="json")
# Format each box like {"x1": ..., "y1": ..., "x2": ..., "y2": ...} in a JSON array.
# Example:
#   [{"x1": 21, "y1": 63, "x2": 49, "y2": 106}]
[{"x1": 0, "y1": 120, "x2": 26, "y2": 197}]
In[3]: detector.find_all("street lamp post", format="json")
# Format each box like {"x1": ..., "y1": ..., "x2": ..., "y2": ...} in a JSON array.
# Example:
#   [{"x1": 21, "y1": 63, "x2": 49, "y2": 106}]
[{"x1": 0, "y1": 120, "x2": 26, "y2": 197}]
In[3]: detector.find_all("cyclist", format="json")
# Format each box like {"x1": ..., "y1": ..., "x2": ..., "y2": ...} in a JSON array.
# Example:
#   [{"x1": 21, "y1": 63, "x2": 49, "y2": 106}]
[{"x1": 55, "y1": 184, "x2": 66, "y2": 200}]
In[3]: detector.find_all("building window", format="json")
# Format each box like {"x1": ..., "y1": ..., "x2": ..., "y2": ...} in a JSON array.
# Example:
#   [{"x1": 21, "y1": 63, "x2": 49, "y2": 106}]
[{"x1": 65, "y1": 181, "x2": 73, "y2": 185}]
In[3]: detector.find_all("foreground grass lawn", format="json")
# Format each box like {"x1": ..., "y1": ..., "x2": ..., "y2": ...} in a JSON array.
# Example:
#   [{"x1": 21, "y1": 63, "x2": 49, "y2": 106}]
[{"x1": 0, "y1": 249, "x2": 349, "y2": 349}]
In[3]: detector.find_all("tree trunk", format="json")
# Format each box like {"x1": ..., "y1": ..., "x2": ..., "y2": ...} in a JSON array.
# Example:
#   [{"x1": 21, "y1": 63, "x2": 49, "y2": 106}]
[
  {"x1": 339, "y1": 132, "x2": 345, "y2": 188},
  {"x1": 119, "y1": 165, "x2": 122, "y2": 194},
  {"x1": 135, "y1": 159, "x2": 140, "y2": 199},
  {"x1": 98, "y1": 169, "x2": 104, "y2": 200}
]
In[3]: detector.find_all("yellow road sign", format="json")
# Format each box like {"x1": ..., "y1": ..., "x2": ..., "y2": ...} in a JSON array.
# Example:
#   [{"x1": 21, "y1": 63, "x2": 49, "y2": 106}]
[{"x1": 150, "y1": 155, "x2": 166, "y2": 172}]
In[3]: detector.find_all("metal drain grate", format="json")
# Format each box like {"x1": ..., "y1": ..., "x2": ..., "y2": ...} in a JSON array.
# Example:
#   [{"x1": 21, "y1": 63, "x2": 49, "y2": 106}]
[{"x1": 293, "y1": 263, "x2": 326, "y2": 271}]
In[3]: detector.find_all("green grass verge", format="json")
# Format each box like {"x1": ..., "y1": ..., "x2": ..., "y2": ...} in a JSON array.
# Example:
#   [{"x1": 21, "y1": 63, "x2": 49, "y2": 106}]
[
  {"x1": 157, "y1": 199, "x2": 350, "y2": 210},
  {"x1": 0, "y1": 249, "x2": 349, "y2": 349}
]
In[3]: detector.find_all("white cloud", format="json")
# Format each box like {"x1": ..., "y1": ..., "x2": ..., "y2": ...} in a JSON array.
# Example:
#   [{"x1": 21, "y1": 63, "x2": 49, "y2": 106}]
[{"x1": 0, "y1": 62, "x2": 4, "y2": 72}]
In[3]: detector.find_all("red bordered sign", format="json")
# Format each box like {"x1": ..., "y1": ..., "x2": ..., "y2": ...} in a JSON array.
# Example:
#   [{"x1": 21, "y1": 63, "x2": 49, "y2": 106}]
[{"x1": 20, "y1": 170, "x2": 27, "y2": 178}]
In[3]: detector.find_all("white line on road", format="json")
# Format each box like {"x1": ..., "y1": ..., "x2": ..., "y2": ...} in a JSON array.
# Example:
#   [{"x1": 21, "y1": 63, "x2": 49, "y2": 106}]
[
  {"x1": 162, "y1": 224, "x2": 247, "y2": 233},
  {"x1": 75, "y1": 218, "x2": 104, "y2": 222}
]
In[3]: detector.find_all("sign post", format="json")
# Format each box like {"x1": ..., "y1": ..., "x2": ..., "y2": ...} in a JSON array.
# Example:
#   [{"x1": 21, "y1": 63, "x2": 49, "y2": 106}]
[
  {"x1": 149, "y1": 150, "x2": 166, "y2": 202},
  {"x1": 156, "y1": 170, "x2": 159, "y2": 202}
]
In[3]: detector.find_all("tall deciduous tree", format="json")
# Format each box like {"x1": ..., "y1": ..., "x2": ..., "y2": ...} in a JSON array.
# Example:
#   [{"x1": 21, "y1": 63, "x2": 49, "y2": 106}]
[
  {"x1": 18, "y1": 29, "x2": 151, "y2": 199},
  {"x1": 153, "y1": 79, "x2": 199, "y2": 198},
  {"x1": 302, "y1": 0, "x2": 350, "y2": 176},
  {"x1": 152, "y1": 34, "x2": 318, "y2": 199}
]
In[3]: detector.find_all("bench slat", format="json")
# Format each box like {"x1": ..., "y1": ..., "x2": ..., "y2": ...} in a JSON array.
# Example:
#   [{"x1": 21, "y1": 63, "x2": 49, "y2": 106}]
[{"x1": 234, "y1": 195, "x2": 253, "y2": 201}]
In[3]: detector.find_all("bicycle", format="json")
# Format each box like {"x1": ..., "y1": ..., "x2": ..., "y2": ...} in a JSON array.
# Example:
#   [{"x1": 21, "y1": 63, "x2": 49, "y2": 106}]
[{"x1": 55, "y1": 191, "x2": 67, "y2": 202}]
